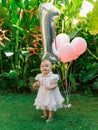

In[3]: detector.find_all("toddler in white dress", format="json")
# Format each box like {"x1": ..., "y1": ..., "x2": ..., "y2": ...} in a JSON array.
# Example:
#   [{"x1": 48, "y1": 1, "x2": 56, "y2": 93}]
[{"x1": 33, "y1": 59, "x2": 64, "y2": 122}]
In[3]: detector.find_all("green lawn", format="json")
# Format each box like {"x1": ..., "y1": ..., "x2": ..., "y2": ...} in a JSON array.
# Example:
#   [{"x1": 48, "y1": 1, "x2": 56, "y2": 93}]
[{"x1": 0, "y1": 92, "x2": 98, "y2": 130}]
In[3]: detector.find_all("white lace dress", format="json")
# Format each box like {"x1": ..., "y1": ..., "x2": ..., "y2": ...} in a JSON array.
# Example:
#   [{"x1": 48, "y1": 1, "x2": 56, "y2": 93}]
[{"x1": 34, "y1": 71, "x2": 64, "y2": 111}]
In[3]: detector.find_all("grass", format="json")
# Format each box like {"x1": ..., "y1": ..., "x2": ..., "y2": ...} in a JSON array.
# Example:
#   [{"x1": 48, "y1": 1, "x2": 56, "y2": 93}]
[{"x1": 0, "y1": 92, "x2": 98, "y2": 130}]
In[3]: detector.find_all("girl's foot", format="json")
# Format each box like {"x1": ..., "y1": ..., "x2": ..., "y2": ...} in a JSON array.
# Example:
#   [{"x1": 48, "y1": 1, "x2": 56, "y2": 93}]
[
  {"x1": 40, "y1": 115, "x2": 48, "y2": 120},
  {"x1": 46, "y1": 117, "x2": 53, "y2": 123}
]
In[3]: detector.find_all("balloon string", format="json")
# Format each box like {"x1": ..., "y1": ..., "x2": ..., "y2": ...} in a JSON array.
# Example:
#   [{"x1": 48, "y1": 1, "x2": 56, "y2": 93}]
[
  {"x1": 65, "y1": 79, "x2": 69, "y2": 105},
  {"x1": 61, "y1": 78, "x2": 70, "y2": 106}
]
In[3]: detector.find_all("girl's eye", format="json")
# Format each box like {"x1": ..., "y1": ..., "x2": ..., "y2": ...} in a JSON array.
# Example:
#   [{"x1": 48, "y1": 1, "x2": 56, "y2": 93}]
[{"x1": 45, "y1": 65, "x2": 49, "y2": 67}]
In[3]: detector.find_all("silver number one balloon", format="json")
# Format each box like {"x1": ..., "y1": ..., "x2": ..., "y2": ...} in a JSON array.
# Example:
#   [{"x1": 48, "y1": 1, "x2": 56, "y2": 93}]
[{"x1": 39, "y1": 2, "x2": 60, "y2": 61}]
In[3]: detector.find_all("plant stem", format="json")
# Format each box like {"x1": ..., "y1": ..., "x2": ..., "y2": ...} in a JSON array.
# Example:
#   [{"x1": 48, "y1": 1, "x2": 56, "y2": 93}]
[{"x1": 87, "y1": 48, "x2": 98, "y2": 60}]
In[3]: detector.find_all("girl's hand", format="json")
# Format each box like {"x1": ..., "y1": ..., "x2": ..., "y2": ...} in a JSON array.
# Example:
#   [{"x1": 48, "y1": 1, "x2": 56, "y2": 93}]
[
  {"x1": 33, "y1": 82, "x2": 40, "y2": 89},
  {"x1": 35, "y1": 82, "x2": 40, "y2": 86},
  {"x1": 44, "y1": 87, "x2": 51, "y2": 90}
]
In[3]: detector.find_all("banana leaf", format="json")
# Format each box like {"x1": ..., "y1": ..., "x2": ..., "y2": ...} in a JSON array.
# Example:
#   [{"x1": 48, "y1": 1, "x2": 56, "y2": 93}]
[{"x1": 88, "y1": 0, "x2": 98, "y2": 34}]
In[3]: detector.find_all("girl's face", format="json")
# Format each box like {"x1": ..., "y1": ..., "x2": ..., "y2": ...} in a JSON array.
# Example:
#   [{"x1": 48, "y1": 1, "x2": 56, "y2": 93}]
[{"x1": 40, "y1": 60, "x2": 52, "y2": 76}]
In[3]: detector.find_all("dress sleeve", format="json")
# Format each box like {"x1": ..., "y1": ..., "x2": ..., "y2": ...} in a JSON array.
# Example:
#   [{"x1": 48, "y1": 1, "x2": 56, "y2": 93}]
[
  {"x1": 51, "y1": 74, "x2": 59, "y2": 81},
  {"x1": 35, "y1": 74, "x2": 41, "y2": 81}
]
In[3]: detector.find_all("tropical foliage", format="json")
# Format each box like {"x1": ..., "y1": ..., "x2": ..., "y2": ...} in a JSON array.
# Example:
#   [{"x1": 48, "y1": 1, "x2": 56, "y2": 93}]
[{"x1": 0, "y1": 0, "x2": 42, "y2": 91}]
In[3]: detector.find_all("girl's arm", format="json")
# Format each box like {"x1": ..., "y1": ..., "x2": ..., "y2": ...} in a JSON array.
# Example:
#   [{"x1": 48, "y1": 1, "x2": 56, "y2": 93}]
[{"x1": 33, "y1": 81, "x2": 40, "y2": 89}]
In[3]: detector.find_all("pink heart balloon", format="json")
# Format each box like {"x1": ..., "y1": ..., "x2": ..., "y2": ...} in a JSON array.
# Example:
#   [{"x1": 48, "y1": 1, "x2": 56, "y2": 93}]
[
  {"x1": 71, "y1": 37, "x2": 87, "y2": 56},
  {"x1": 55, "y1": 33, "x2": 70, "y2": 50},
  {"x1": 59, "y1": 43, "x2": 78, "y2": 63},
  {"x1": 52, "y1": 35, "x2": 87, "y2": 63}
]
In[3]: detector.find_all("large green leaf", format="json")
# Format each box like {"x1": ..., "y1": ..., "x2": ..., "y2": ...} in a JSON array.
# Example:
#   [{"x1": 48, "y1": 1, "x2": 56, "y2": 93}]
[
  {"x1": 88, "y1": 0, "x2": 98, "y2": 34},
  {"x1": 12, "y1": 24, "x2": 28, "y2": 35},
  {"x1": 2, "y1": 0, "x2": 6, "y2": 6},
  {"x1": 14, "y1": 0, "x2": 25, "y2": 9}
]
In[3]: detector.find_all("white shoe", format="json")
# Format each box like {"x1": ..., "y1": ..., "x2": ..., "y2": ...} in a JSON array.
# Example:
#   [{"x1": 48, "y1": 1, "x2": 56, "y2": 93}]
[
  {"x1": 40, "y1": 115, "x2": 47, "y2": 120},
  {"x1": 46, "y1": 117, "x2": 53, "y2": 123}
]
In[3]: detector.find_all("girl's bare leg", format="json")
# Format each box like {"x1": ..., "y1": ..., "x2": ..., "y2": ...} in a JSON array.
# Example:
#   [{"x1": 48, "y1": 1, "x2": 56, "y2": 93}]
[
  {"x1": 49, "y1": 110, "x2": 54, "y2": 118},
  {"x1": 43, "y1": 110, "x2": 48, "y2": 117},
  {"x1": 46, "y1": 110, "x2": 54, "y2": 122}
]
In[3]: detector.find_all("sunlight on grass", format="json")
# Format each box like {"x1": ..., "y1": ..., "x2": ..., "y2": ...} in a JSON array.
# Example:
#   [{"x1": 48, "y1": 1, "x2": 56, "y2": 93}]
[{"x1": 0, "y1": 93, "x2": 98, "y2": 130}]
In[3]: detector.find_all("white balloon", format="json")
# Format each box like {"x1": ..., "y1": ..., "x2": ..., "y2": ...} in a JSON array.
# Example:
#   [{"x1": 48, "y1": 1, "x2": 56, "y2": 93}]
[{"x1": 52, "y1": 41, "x2": 59, "y2": 57}]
